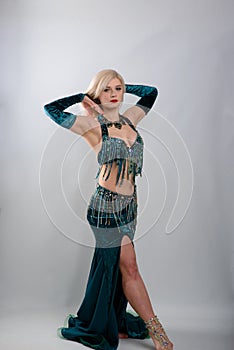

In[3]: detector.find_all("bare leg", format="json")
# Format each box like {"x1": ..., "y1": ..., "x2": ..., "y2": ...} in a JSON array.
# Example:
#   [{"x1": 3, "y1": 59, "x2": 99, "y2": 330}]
[{"x1": 119, "y1": 236, "x2": 173, "y2": 349}]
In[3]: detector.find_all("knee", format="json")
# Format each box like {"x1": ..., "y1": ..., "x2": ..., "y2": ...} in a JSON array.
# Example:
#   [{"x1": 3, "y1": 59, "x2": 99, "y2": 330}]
[{"x1": 120, "y1": 258, "x2": 139, "y2": 280}]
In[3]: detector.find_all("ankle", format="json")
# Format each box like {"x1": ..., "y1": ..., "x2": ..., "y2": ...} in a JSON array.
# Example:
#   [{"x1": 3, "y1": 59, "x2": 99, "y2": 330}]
[{"x1": 144, "y1": 315, "x2": 170, "y2": 348}]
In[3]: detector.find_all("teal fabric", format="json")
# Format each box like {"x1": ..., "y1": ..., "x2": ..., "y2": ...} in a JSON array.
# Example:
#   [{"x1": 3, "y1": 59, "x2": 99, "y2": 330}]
[
  {"x1": 43, "y1": 84, "x2": 158, "y2": 128},
  {"x1": 87, "y1": 184, "x2": 138, "y2": 244},
  {"x1": 58, "y1": 185, "x2": 149, "y2": 349},
  {"x1": 125, "y1": 84, "x2": 158, "y2": 113},
  {"x1": 43, "y1": 84, "x2": 157, "y2": 128},
  {"x1": 60, "y1": 247, "x2": 148, "y2": 350},
  {"x1": 44, "y1": 93, "x2": 85, "y2": 128},
  {"x1": 48, "y1": 84, "x2": 157, "y2": 349},
  {"x1": 95, "y1": 115, "x2": 144, "y2": 185}
]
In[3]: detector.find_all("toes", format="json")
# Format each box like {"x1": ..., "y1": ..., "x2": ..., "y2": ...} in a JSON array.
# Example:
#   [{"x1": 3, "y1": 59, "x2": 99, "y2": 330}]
[{"x1": 118, "y1": 332, "x2": 128, "y2": 339}]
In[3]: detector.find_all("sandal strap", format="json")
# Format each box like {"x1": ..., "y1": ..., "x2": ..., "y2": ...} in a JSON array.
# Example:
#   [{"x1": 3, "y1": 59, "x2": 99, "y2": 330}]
[{"x1": 144, "y1": 315, "x2": 169, "y2": 347}]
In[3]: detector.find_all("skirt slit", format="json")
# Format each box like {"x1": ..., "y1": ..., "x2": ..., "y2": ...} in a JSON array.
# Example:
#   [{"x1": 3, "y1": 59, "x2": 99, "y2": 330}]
[{"x1": 58, "y1": 183, "x2": 148, "y2": 350}]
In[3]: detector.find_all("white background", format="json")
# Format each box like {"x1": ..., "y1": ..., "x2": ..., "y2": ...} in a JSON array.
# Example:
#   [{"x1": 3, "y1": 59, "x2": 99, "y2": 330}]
[{"x1": 1, "y1": 0, "x2": 234, "y2": 349}]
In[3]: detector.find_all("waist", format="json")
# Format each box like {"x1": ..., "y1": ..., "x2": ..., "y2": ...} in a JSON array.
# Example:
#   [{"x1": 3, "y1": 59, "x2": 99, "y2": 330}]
[
  {"x1": 87, "y1": 182, "x2": 138, "y2": 228},
  {"x1": 98, "y1": 175, "x2": 136, "y2": 195},
  {"x1": 95, "y1": 182, "x2": 137, "y2": 199}
]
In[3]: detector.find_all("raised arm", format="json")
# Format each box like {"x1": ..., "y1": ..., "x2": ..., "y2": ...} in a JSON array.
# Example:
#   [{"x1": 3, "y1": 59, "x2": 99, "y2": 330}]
[
  {"x1": 44, "y1": 93, "x2": 86, "y2": 129},
  {"x1": 123, "y1": 84, "x2": 158, "y2": 125},
  {"x1": 43, "y1": 93, "x2": 103, "y2": 135}
]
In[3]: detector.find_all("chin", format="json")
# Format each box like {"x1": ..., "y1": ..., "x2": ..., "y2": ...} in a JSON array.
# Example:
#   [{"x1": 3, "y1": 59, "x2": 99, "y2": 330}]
[{"x1": 102, "y1": 102, "x2": 121, "y2": 110}]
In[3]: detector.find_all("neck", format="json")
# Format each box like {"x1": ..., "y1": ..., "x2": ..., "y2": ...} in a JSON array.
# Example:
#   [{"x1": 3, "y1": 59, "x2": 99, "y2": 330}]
[{"x1": 102, "y1": 109, "x2": 120, "y2": 121}]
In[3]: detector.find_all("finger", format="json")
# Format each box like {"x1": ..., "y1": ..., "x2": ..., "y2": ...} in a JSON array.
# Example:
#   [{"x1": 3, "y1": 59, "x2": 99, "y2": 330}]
[
  {"x1": 84, "y1": 96, "x2": 103, "y2": 114},
  {"x1": 94, "y1": 105, "x2": 103, "y2": 114}
]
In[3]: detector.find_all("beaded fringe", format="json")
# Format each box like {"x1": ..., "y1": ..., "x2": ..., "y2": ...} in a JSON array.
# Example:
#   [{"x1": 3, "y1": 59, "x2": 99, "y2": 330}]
[
  {"x1": 87, "y1": 184, "x2": 137, "y2": 229},
  {"x1": 95, "y1": 115, "x2": 143, "y2": 186}
]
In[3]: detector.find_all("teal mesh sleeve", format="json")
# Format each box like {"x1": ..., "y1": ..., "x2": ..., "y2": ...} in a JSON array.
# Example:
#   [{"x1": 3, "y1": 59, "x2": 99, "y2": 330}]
[
  {"x1": 125, "y1": 84, "x2": 158, "y2": 114},
  {"x1": 44, "y1": 93, "x2": 85, "y2": 129}
]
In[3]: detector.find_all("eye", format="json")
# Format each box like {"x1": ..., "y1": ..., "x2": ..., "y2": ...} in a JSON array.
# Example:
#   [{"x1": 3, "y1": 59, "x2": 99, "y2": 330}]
[
  {"x1": 116, "y1": 87, "x2": 122, "y2": 91},
  {"x1": 103, "y1": 88, "x2": 109, "y2": 92}
]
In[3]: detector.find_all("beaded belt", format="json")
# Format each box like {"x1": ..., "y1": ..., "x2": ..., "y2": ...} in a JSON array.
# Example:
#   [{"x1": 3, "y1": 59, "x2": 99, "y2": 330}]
[{"x1": 87, "y1": 184, "x2": 137, "y2": 228}]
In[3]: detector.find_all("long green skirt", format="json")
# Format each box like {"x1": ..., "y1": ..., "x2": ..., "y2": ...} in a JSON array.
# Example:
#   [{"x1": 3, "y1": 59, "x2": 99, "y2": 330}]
[{"x1": 58, "y1": 183, "x2": 148, "y2": 350}]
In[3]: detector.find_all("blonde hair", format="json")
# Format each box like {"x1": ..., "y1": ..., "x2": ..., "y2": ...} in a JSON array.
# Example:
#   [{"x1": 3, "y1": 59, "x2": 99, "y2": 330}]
[{"x1": 85, "y1": 69, "x2": 125, "y2": 103}]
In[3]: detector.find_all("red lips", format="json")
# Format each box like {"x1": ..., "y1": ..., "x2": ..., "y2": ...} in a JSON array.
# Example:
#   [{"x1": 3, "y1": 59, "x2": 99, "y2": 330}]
[{"x1": 110, "y1": 99, "x2": 118, "y2": 102}]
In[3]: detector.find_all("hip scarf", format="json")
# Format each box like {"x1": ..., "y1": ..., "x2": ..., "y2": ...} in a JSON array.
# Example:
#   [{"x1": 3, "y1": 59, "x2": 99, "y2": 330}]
[{"x1": 87, "y1": 183, "x2": 138, "y2": 248}]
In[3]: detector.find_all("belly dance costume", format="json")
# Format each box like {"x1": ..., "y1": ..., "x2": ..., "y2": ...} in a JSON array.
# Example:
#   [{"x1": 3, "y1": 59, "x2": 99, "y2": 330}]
[{"x1": 44, "y1": 84, "x2": 158, "y2": 350}]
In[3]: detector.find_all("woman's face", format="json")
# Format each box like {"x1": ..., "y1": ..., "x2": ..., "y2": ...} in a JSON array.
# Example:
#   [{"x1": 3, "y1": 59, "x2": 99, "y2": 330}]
[{"x1": 98, "y1": 78, "x2": 124, "y2": 109}]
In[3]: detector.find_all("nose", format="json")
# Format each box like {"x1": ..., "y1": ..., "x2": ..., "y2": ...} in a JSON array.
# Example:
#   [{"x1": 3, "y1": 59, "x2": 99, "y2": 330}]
[{"x1": 110, "y1": 89, "x2": 117, "y2": 97}]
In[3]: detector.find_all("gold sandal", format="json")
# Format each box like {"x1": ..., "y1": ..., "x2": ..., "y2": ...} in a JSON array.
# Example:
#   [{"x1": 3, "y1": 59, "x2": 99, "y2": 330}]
[{"x1": 145, "y1": 315, "x2": 171, "y2": 347}]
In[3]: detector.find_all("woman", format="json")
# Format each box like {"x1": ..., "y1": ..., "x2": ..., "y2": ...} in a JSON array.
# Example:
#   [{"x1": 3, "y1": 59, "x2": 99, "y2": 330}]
[{"x1": 44, "y1": 69, "x2": 173, "y2": 350}]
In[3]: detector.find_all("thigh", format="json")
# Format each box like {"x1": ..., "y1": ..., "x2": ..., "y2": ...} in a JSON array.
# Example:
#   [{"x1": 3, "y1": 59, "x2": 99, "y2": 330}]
[{"x1": 119, "y1": 235, "x2": 137, "y2": 273}]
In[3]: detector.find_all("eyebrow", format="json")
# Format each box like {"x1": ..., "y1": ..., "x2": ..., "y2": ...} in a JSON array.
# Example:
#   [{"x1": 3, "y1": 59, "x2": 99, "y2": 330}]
[{"x1": 105, "y1": 85, "x2": 122, "y2": 88}]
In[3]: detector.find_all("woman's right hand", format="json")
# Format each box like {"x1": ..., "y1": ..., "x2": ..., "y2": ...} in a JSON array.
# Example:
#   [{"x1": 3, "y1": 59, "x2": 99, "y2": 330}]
[{"x1": 82, "y1": 95, "x2": 104, "y2": 116}]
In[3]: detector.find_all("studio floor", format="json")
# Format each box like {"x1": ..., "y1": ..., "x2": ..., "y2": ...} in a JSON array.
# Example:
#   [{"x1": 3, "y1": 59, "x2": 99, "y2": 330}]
[{"x1": 0, "y1": 307, "x2": 234, "y2": 350}]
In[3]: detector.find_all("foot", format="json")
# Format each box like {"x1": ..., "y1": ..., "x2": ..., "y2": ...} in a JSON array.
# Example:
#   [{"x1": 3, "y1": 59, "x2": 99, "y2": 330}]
[
  {"x1": 145, "y1": 316, "x2": 173, "y2": 350},
  {"x1": 118, "y1": 332, "x2": 128, "y2": 339},
  {"x1": 151, "y1": 336, "x2": 173, "y2": 350}
]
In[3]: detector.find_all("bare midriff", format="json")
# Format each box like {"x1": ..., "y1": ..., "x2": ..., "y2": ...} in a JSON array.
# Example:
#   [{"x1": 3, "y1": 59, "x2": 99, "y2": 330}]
[{"x1": 98, "y1": 161, "x2": 135, "y2": 196}]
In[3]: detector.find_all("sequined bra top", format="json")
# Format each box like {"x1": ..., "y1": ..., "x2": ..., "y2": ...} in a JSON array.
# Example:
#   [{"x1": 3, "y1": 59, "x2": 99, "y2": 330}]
[{"x1": 95, "y1": 114, "x2": 144, "y2": 185}]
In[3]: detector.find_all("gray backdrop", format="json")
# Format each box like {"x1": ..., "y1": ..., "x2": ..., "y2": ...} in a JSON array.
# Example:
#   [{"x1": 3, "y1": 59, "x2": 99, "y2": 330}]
[{"x1": 1, "y1": 0, "x2": 234, "y2": 349}]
